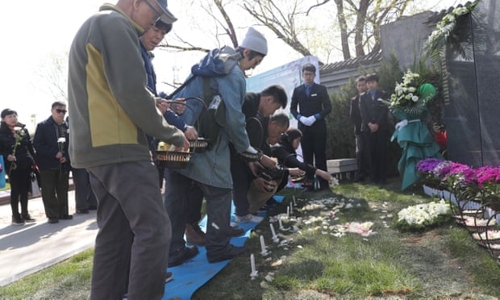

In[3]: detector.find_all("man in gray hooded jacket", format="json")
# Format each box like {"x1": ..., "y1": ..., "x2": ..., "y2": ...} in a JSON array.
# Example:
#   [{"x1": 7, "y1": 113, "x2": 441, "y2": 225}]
[{"x1": 164, "y1": 27, "x2": 268, "y2": 266}]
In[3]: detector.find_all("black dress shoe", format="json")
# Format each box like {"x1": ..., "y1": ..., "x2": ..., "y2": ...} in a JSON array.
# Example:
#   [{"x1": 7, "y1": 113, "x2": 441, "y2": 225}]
[
  {"x1": 229, "y1": 226, "x2": 244, "y2": 237},
  {"x1": 59, "y1": 214, "x2": 73, "y2": 220},
  {"x1": 207, "y1": 245, "x2": 248, "y2": 263},
  {"x1": 48, "y1": 218, "x2": 59, "y2": 224},
  {"x1": 168, "y1": 246, "x2": 199, "y2": 267},
  {"x1": 76, "y1": 210, "x2": 89, "y2": 214}
]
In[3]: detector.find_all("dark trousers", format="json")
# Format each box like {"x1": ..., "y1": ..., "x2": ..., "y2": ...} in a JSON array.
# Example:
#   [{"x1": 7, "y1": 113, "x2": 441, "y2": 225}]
[
  {"x1": 72, "y1": 168, "x2": 97, "y2": 211},
  {"x1": 88, "y1": 161, "x2": 170, "y2": 300},
  {"x1": 355, "y1": 133, "x2": 368, "y2": 179},
  {"x1": 230, "y1": 148, "x2": 253, "y2": 217},
  {"x1": 163, "y1": 169, "x2": 233, "y2": 258},
  {"x1": 9, "y1": 167, "x2": 31, "y2": 217},
  {"x1": 186, "y1": 181, "x2": 203, "y2": 225},
  {"x1": 300, "y1": 121, "x2": 329, "y2": 189},
  {"x1": 40, "y1": 168, "x2": 69, "y2": 219},
  {"x1": 364, "y1": 130, "x2": 389, "y2": 183}
]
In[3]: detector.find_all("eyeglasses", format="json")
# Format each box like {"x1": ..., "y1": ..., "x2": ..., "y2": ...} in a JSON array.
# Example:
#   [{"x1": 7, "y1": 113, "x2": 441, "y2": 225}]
[
  {"x1": 144, "y1": 0, "x2": 162, "y2": 23},
  {"x1": 56, "y1": 109, "x2": 67, "y2": 114}
]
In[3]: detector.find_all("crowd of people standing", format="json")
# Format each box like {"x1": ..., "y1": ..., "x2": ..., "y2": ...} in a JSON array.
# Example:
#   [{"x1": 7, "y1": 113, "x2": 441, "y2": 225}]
[
  {"x1": 0, "y1": 103, "x2": 98, "y2": 226},
  {"x1": 1, "y1": 0, "x2": 342, "y2": 299}
]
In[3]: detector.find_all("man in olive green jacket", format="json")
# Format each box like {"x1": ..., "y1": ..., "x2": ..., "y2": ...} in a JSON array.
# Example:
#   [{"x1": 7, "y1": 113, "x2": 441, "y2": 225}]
[{"x1": 67, "y1": 1, "x2": 188, "y2": 299}]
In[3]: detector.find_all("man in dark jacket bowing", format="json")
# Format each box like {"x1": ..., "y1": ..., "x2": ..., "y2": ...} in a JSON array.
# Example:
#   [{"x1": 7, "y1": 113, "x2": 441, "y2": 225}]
[
  {"x1": 231, "y1": 86, "x2": 288, "y2": 223},
  {"x1": 290, "y1": 63, "x2": 332, "y2": 191}
]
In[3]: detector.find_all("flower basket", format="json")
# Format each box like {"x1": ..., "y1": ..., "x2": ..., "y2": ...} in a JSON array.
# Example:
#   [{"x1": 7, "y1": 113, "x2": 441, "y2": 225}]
[
  {"x1": 449, "y1": 197, "x2": 483, "y2": 226},
  {"x1": 463, "y1": 215, "x2": 496, "y2": 233},
  {"x1": 189, "y1": 138, "x2": 209, "y2": 153},
  {"x1": 488, "y1": 243, "x2": 500, "y2": 257},
  {"x1": 472, "y1": 230, "x2": 500, "y2": 248},
  {"x1": 290, "y1": 175, "x2": 305, "y2": 183},
  {"x1": 155, "y1": 150, "x2": 193, "y2": 169}
]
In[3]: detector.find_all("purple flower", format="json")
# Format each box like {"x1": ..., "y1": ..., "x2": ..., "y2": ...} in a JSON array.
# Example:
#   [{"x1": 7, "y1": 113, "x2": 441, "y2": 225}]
[{"x1": 416, "y1": 158, "x2": 444, "y2": 173}]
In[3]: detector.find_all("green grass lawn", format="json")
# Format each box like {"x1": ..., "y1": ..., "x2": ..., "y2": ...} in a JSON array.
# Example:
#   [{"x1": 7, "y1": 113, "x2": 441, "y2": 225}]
[{"x1": 1, "y1": 177, "x2": 500, "y2": 299}]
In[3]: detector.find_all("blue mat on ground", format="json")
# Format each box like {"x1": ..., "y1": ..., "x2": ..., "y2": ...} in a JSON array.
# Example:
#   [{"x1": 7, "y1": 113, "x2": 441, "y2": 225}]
[
  {"x1": 162, "y1": 205, "x2": 268, "y2": 300},
  {"x1": 272, "y1": 195, "x2": 285, "y2": 203}
]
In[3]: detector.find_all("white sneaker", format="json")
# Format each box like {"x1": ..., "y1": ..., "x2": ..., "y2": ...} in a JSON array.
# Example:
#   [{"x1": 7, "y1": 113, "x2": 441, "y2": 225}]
[{"x1": 234, "y1": 214, "x2": 264, "y2": 223}]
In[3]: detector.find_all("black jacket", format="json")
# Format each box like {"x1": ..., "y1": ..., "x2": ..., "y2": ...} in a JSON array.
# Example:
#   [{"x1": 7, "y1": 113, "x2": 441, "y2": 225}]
[
  {"x1": 349, "y1": 93, "x2": 364, "y2": 134},
  {"x1": 271, "y1": 138, "x2": 316, "y2": 177},
  {"x1": 0, "y1": 122, "x2": 35, "y2": 172},
  {"x1": 290, "y1": 83, "x2": 332, "y2": 127},
  {"x1": 359, "y1": 89, "x2": 390, "y2": 132},
  {"x1": 33, "y1": 117, "x2": 70, "y2": 171}
]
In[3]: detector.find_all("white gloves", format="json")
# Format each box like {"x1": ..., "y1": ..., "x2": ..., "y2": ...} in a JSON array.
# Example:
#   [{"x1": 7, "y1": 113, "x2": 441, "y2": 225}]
[
  {"x1": 395, "y1": 119, "x2": 408, "y2": 130},
  {"x1": 299, "y1": 115, "x2": 317, "y2": 126},
  {"x1": 245, "y1": 145, "x2": 258, "y2": 154}
]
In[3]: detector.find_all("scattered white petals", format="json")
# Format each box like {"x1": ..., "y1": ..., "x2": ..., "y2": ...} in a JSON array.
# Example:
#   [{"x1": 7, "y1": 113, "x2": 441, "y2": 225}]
[{"x1": 271, "y1": 260, "x2": 283, "y2": 267}]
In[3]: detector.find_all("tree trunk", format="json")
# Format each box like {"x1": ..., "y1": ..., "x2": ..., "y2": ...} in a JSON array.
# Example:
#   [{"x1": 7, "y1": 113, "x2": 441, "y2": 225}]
[
  {"x1": 354, "y1": 0, "x2": 369, "y2": 57},
  {"x1": 334, "y1": 0, "x2": 351, "y2": 60}
]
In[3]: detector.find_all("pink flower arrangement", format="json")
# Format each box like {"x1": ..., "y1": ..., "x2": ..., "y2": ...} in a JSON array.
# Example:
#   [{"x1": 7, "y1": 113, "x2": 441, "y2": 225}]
[
  {"x1": 475, "y1": 166, "x2": 500, "y2": 189},
  {"x1": 417, "y1": 158, "x2": 500, "y2": 210}
]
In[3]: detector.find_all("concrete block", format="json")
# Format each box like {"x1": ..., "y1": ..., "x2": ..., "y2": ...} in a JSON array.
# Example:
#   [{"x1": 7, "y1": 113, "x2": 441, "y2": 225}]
[{"x1": 327, "y1": 158, "x2": 357, "y2": 168}]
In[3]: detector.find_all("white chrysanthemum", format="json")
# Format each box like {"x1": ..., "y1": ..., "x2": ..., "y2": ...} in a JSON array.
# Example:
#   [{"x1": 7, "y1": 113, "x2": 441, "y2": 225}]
[
  {"x1": 411, "y1": 95, "x2": 419, "y2": 102},
  {"x1": 398, "y1": 200, "x2": 450, "y2": 228}
]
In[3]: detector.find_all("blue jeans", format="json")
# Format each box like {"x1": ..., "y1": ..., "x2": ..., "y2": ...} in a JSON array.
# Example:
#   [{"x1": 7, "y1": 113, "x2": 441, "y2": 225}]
[{"x1": 163, "y1": 169, "x2": 233, "y2": 257}]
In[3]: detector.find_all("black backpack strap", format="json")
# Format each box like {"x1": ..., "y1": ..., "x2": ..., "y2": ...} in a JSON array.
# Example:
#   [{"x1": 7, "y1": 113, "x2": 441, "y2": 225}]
[{"x1": 164, "y1": 75, "x2": 197, "y2": 99}]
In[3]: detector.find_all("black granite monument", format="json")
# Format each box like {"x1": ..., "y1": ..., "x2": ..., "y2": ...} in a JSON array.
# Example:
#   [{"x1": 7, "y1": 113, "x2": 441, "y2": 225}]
[{"x1": 444, "y1": 0, "x2": 500, "y2": 167}]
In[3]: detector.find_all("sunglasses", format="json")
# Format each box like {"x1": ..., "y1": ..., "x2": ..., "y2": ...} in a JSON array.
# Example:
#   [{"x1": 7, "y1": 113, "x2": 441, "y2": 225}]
[
  {"x1": 144, "y1": 0, "x2": 162, "y2": 23},
  {"x1": 56, "y1": 109, "x2": 67, "y2": 114}
]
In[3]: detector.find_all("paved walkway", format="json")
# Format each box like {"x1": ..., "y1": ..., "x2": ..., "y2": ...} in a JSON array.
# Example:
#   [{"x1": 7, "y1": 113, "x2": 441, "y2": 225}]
[{"x1": 0, "y1": 191, "x2": 98, "y2": 287}]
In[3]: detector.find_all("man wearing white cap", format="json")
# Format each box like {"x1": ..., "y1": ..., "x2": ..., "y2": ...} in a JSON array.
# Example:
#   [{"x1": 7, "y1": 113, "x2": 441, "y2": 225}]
[
  {"x1": 163, "y1": 27, "x2": 268, "y2": 266},
  {"x1": 68, "y1": 1, "x2": 188, "y2": 299}
]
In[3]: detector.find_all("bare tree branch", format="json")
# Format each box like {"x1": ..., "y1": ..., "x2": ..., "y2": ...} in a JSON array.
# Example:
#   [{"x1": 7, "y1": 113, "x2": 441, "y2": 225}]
[
  {"x1": 214, "y1": 0, "x2": 239, "y2": 48},
  {"x1": 306, "y1": 0, "x2": 331, "y2": 16},
  {"x1": 242, "y1": 1, "x2": 313, "y2": 57}
]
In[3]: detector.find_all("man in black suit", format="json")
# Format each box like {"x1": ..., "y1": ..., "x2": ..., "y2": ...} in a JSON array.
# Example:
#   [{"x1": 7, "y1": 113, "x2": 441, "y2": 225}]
[
  {"x1": 359, "y1": 73, "x2": 390, "y2": 185},
  {"x1": 350, "y1": 75, "x2": 368, "y2": 182},
  {"x1": 290, "y1": 63, "x2": 332, "y2": 190}
]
